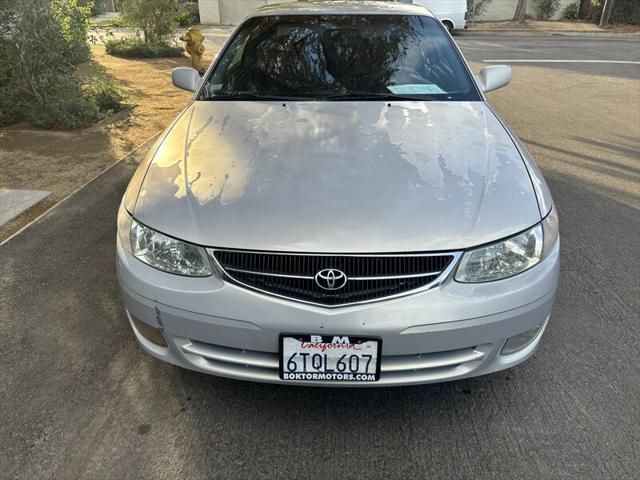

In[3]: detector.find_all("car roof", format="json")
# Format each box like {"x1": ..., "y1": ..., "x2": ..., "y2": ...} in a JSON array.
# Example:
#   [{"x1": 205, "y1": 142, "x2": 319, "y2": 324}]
[{"x1": 247, "y1": 1, "x2": 434, "y2": 18}]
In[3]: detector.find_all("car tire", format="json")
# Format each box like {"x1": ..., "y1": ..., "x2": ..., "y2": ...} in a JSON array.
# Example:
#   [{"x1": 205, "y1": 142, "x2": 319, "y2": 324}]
[{"x1": 442, "y1": 21, "x2": 453, "y2": 33}]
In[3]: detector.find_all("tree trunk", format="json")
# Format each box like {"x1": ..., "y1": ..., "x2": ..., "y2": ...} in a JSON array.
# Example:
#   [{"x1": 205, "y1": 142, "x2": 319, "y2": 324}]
[
  {"x1": 599, "y1": 0, "x2": 615, "y2": 28},
  {"x1": 513, "y1": 0, "x2": 528, "y2": 23}
]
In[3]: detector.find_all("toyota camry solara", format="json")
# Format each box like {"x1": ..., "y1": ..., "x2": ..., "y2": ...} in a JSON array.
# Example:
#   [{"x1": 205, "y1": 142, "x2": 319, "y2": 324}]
[{"x1": 116, "y1": 1, "x2": 559, "y2": 386}]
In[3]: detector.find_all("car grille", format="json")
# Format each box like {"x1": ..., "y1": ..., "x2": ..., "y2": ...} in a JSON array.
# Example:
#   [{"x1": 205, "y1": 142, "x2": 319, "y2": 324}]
[{"x1": 209, "y1": 249, "x2": 460, "y2": 307}]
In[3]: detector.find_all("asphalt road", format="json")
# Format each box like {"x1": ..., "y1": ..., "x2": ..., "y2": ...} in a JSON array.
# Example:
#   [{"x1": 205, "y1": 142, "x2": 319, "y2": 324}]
[{"x1": 1, "y1": 35, "x2": 639, "y2": 480}]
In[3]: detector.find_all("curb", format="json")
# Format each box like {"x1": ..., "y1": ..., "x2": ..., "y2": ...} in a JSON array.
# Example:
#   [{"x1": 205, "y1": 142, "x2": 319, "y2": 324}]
[{"x1": 455, "y1": 29, "x2": 640, "y2": 37}]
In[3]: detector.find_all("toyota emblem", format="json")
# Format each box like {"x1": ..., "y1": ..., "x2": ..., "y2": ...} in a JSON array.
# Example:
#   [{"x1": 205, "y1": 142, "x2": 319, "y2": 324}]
[{"x1": 315, "y1": 268, "x2": 347, "y2": 290}]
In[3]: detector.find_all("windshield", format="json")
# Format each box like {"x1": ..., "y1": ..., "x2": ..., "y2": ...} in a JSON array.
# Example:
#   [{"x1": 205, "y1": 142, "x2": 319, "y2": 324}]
[{"x1": 200, "y1": 15, "x2": 480, "y2": 101}]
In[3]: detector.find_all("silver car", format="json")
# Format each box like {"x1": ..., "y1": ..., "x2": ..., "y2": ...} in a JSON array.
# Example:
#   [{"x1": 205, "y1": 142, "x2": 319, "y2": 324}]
[{"x1": 116, "y1": 1, "x2": 559, "y2": 386}]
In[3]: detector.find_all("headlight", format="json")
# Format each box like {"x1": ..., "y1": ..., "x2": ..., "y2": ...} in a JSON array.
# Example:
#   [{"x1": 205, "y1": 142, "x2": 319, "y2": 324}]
[
  {"x1": 455, "y1": 208, "x2": 558, "y2": 283},
  {"x1": 117, "y1": 205, "x2": 212, "y2": 277}
]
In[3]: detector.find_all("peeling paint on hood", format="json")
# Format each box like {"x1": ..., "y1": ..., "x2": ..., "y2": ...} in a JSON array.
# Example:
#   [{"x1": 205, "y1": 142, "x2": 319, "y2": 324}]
[{"x1": 133, "y1": 100, "x2": 540, "y2": 252}]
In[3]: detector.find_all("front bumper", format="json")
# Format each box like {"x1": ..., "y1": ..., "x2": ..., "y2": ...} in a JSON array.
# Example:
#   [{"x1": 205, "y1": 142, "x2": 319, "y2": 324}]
[{"x1": 116, "y1": 239, "x2": 560, "y2": 387}]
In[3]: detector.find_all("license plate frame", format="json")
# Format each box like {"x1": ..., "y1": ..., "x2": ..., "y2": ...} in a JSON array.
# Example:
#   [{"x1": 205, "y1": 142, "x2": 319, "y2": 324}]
[{"x1": 279, "y1": 333, "x2": 382, "y2": 383}]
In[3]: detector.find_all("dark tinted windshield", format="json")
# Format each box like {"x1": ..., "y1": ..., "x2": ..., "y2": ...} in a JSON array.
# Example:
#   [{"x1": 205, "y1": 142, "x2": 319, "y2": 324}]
[{"x1": 200, "y1": 15, "x2": 479, "y2": 101}]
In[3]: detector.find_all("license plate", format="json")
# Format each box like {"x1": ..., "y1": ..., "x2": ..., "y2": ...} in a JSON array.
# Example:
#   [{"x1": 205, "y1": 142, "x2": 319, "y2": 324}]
[{"x1": 279, "y1": 334, "x2": 381, "y2": 383}]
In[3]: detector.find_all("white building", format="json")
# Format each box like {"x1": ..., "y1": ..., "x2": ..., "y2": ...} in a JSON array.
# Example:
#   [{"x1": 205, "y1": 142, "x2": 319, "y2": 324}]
[
  {"x1": 199, "y1": 0, "x2": 283, "y2": 25},
  {"x1": 198, "y1": 0, "x2": 574, "y2": 25}
]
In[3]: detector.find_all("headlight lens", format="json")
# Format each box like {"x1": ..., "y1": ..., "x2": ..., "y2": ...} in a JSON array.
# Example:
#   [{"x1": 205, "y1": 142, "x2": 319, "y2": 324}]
[
  {"x1": 118, "y1": 206, "x2": 212, "y2": 277},
  {"x1": 455, "y1": 224, "x2": 543, "y2": 283},
  {"x1": 455, "y1": 208, "x2": 558, "y2": 283}
]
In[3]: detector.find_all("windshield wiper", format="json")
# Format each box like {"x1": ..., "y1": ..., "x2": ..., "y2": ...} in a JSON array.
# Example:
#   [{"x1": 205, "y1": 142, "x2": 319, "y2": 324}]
[
  {"x1": 202, "y1": 92, "x2": 316, "y2": 101},
  {"x1": 322, "y1": 92, "x2": 433, "y2": 101},
  {"x1": 202, "y1": 91, "x2": 433, "y2": 102}
]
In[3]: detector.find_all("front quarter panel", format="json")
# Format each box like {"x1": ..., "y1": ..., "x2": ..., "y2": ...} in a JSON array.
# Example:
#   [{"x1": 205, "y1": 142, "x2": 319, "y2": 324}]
[{"x1": 485, "y1": 107, "x2": 554, "y2": 217}]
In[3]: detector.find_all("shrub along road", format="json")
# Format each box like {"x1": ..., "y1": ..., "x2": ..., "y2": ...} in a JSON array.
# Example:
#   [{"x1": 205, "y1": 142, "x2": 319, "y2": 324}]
[{"x1": 1, "y1": 35, "x2": 638, "y2": 479}]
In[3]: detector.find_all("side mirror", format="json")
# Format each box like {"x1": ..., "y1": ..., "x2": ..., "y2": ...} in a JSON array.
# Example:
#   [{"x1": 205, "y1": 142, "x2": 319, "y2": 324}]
[
  {"x1": 172, "y1": 67, "x2": 201, "y2": 92},
  {"x1": 477, "y1": 65, "x2": 511, "y2": 93}
]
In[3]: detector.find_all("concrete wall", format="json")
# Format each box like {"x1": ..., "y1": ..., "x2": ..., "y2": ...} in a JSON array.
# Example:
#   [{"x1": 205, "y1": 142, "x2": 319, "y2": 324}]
[
  {"x1": 477, "y1": 0, "x2": 576, "y2": 21},
  {"x1": 198, "y1": 0, "x2": 577, "y2": 25},
  {"x1": 199, "y1": 0, "x2": 221, "y2": 24}
]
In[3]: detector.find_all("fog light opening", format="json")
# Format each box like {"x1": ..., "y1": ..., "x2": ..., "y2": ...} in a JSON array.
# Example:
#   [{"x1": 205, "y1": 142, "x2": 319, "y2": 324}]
[
  {"x1": 500, "y1": 319, "x2": 547, "y2": 356},
  {"x1": 130, "y1": 314, "x2": 168, "y2": 347}
]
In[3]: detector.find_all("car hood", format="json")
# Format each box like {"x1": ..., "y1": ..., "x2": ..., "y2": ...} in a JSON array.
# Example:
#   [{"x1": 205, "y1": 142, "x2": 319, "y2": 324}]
[{"x1": 132, "y1": 101, "x2": 540, "y2": 252}]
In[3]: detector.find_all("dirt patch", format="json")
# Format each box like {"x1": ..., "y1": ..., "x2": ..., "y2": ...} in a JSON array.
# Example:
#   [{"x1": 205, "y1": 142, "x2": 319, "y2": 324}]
[
  {"x1": 0, "y1": 45, "x2": 217, "y2": 242},
  {"x1": 605, "y1": 23, "x2": 640, "y2": 34}
]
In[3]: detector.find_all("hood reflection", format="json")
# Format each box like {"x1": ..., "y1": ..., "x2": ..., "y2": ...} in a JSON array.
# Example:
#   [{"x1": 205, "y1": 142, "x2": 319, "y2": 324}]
[{"x1": 133, "y1": 100, "x2": 539, "y2": 252}]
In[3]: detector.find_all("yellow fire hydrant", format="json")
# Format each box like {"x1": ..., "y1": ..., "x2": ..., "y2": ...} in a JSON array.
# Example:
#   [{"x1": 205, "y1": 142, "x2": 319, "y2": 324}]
[{"x1": 180, "y1": 27, "x2": 206, "y2": 74}]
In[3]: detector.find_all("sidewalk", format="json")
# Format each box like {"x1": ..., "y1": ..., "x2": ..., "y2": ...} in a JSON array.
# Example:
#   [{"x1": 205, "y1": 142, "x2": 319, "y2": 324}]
[{"x1": 458, "y1": 20, "x2": 640, "y2": 36}]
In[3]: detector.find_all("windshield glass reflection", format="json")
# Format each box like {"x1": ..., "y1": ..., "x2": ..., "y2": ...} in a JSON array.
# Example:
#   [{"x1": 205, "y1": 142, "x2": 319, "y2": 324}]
[{"x1": 201, "y1": 15, "x2": 479, "y2": 101}]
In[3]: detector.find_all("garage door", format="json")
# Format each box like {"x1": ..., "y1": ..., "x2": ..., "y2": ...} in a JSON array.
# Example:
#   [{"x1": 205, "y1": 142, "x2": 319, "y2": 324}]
[{"x1": 219, "y1": 0, "x2": 268, "y2": 25}]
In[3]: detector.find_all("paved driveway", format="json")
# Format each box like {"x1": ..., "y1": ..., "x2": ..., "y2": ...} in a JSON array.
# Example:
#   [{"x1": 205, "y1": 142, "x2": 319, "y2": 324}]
[{"x1": 1, "y1": 35, "x2": 639, "y2": 479}]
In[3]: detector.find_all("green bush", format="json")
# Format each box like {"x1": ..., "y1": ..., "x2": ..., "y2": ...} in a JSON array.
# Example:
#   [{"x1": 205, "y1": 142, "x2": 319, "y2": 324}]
[
  {"x1": 53, "y1": 0, "x2": 93, "y2": 64},
  {"x1": 176, "y1": 1, "x2": 200, "y2": 26},
  {"x1": 22, "y1": 81, "x2": 100, "y2": 130},
  {"x1": 105, "y1": 37, "x2": 183, "y2": 57},
  {"x1": 0, "y1": 75, "x2": 126, "y2": 130},
  {"x1": 533, "y1": 0, "x2": 561, "y2": 20},
  {"x1": 562, "y1": 2, "x2": 580, "y2": 19},
  {"x1": 121, "y1": 0, "x2": 180, "y2": 44},
  {"x1": 175, "y1": 11, "x2": 192, "y2": 27},
  {"x1": 83, "y1": 76, "x2": 127, "y2": 115},
  {"x1": 0, "y1": 0, "x2": 126, "y2": 129}
]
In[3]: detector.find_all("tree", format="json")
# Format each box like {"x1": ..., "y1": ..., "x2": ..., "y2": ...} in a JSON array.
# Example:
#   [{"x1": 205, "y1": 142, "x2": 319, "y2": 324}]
[
  {"x1": 121, "y1": 0, "x2": 179, "y2": 44},
  {"x1": 513, "y1": 0, "x2": 528, "y2": 22}
]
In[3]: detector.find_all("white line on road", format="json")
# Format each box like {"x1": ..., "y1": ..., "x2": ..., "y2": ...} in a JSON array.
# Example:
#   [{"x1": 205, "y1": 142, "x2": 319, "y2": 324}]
[
  {"x1": 483, "y1": 59, "x2": 640, "y2": 64},
  {"x1": 459, "y1": 41, "x2": 547, "y2": 54}
]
